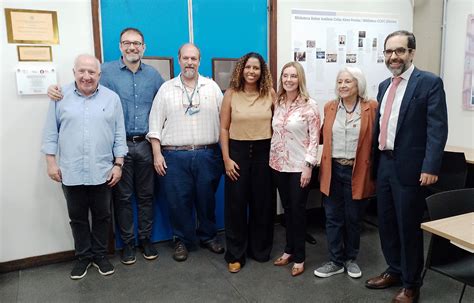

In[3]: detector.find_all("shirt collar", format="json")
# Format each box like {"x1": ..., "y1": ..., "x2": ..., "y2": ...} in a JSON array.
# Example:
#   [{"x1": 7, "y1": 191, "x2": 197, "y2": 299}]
[
  {"x1": 174, "y1": 73, "x2": 207, "y2": 89},
  {"x1": 74, "y1": 83, "x2": 100, "y2": 98},
  {"x1": 395, "y1": 63, "x2": 415, "y2": 82},
  {"x1": 119, "y1": 57, "x2": 143, "y2": 71}
]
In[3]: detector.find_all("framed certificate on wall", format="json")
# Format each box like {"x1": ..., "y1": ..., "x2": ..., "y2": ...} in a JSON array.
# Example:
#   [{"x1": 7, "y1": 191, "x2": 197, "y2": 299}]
[
  {"x1": 141, "y1": 56, "x2": 174, "y2": 81},
  {"x1": 5, "y1": 8, "x2": 59, "y2": 44}
]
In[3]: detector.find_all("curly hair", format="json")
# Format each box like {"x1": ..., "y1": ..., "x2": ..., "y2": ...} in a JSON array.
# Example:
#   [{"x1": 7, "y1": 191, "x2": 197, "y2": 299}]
[{"x1": 228, "y1": 52, "x2": 273, "y2": 98}]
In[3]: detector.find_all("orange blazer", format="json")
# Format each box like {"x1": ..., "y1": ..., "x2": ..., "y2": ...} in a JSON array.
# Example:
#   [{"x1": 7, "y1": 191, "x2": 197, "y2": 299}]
[{"x1": 319, "y1": 99, "x2": 378, "y2": 200}]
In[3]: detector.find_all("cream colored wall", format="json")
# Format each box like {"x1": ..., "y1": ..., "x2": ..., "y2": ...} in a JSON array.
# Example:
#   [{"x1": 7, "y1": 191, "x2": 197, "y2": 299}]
[
  {"x1": 413, "y1": 0, "x2": 444, "y2": 75},
  {"x1": 443, "y1": 0, "x2": 474, "y2": 148},
  {"x1": 1, "y1": 0, "x2": 95, "y2": 262}
]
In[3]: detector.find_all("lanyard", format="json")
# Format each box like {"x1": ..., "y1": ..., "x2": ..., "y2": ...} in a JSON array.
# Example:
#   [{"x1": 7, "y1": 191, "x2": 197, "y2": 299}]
[{"x1": 181, "y1": 76, "x2": 198, "y2": 106}]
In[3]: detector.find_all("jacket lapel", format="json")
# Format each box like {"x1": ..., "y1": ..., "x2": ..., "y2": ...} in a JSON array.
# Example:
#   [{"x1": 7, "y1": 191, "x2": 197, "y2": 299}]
[
  {"x1": 357, "y1": 101, "x2": 370, "y2": 151},
  {"x1": 396, "y1": 67, "x2": 420, "y2": 136}
]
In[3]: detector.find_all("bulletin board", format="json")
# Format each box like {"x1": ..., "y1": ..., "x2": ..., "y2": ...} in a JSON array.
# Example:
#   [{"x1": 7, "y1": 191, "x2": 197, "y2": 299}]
[{"x1": 291, "y1": 9, "x2": 399, "y2": 104}]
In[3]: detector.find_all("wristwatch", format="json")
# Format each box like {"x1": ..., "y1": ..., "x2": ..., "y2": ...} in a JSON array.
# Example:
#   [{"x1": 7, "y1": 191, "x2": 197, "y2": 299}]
[
  {"x1": 304, "y1": 161, "x2": 314, "y2": 168},
  {"x1": 114, "y1": 162, "x2": 124, "y2": 169}
]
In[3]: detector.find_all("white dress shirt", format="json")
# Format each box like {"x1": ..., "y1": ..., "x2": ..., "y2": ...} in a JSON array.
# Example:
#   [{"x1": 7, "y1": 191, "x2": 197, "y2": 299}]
[
  {"x1": 147, "y1": 74, "x2": 223, "y2": 146},
  {"x1": 379, "y1": 64, "x2": 415, "y2": 150}
]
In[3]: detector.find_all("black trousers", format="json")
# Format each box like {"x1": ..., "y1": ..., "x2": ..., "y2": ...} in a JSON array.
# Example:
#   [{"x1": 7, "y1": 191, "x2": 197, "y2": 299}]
[
  {"x1": 376, "y1": 152, "x2": 425, "y2": 288},
  {"x1": 224, "y1": 139, "x2": 275, "y2": 265},
  {"x1": 273, "y1": 170, "x2": 309, "y2": 263},
  {"x1": 113, "y1": 140, "x2": 155, "y2": 245},
  {"x1": 62, "y1": 183, "x2": 111, "y2": 259}
]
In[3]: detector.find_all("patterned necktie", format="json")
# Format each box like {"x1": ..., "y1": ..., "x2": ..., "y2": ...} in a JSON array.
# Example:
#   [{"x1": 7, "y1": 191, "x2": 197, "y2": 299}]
[{"x1": 379, "y1": 76, "x2": 402, "y2": 150}]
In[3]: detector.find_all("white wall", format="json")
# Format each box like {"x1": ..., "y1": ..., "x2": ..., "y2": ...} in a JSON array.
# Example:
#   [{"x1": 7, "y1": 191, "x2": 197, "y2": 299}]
[
  {"x1": 1, "y1": 0, "x2": 94, "y2": 262},
  {"x1": 443, "y1": 0, "x2": 474, "y2": 148}
]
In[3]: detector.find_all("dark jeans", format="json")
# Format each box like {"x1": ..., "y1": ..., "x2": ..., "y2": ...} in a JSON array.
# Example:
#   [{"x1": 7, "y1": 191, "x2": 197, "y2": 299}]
[
  {"x1": 62, "y1": 183, "x2": 111, "y2": 259},
  {"x1": 324, "y1": 161, "x2": 367, "y2": 266},
  {"x1": 113, "y1": 140, "x2": 155, "y2": 245},
  {"x1": 224, "y1": 139, "x2": 275, "y2": 265},
  {"x1": 376, "y1": 152, "x2": 425, "y2": 288},
  {"x1": 273, "y1": 170, "x2": 309, "y2": 263},
  {"x1": 161, "y1": 146, "x2": 223, "y2": 248}
]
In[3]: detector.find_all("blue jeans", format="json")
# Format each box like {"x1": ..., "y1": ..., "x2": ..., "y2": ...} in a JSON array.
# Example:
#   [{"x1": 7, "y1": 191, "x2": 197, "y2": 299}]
[
  {"x1": 161, "y1": 147, "x2": 223, "y2": 248},
  {"x1": 62, "y1": 183, "x2": 111, "y2": 259},
  {"x1": 324, "y1": 161, "x2": 367, "y2": 266}
]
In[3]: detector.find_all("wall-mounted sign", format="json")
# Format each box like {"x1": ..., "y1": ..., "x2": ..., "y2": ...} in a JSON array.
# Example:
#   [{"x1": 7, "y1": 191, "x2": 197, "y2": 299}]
[
  {"x1": 463, "y1": 14, "x2": 474, "y2": 110},
  {"x1": 141, "y1": 56, "x2": 174, "y2": 81},
  {"x1": 16, "y1": 65, "x2": 57, "y2": 95},
  {"x1": 17, "y1": 45, "x2": 52, "y2": 61},
  {"x1": 5, "y1": 8, "x2": 59, "y2": 44}
]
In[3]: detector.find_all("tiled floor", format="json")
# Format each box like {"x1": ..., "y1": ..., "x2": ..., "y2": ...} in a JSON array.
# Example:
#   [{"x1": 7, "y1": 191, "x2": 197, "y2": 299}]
[{"x1": 1, "y1": 220, "x2": 472, "y2": 302}]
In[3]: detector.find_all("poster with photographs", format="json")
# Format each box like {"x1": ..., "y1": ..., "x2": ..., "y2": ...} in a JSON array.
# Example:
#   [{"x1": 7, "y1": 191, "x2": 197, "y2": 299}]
[
  {"x1": 463, "y1": 14, "x2": 474, "y2": 110},
  {"x1": 291, "y1": 9, "x2": 399, "y2": 104}
]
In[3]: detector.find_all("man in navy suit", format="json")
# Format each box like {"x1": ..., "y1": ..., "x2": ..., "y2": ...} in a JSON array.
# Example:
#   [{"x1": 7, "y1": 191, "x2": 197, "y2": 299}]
[{"x1": 365, "y1": 31, "x2": 448, "y2": 303}]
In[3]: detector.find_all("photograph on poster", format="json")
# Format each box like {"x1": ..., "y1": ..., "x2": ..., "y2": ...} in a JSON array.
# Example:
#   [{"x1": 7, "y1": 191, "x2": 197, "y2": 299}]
[
  {"x1": 326, "y1": 54, "x2": 337, "y2": 63},
  {"x1": 346, "y1": 54, "x2": 357, "y2": 63},
  {"x1": 372, "y1": 38, "x2": 377, "y2": 48},
  {"x1": 294, "y1": 51, "x2": 306, "y2": 62},
  {"x1": 358, "y1": 38, "x2": 364, "y2": 48},
  {"x1": 339, "y1": 35, "x2": 346, "y2": 45},
  {"x1": 316, "y1": 51, "x2": 326, "y2": 59},
  {"x1": 359, "y1": 31, "x2": 366, "y2": 38},
  {"x1": 377, "y1": 55, "x2": 384, "y2": 63},
  {"x1": 307, "y1": 40, "x2": 316, "y2": 48}
]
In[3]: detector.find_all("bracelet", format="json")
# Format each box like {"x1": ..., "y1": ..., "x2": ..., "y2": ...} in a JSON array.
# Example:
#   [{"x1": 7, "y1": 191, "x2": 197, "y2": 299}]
[
  {"x1": 304, "y1": 161, "x2": 314, "y2": 168},
  {"x1": 114, "y1": 162, "x2": 124, "y2": 169}
]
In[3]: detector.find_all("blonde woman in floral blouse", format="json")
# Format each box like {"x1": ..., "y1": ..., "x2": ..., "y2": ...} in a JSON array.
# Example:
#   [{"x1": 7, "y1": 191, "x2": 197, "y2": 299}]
[{"x1": 269, "y1": 61, "x2": 320, "y2": 277}]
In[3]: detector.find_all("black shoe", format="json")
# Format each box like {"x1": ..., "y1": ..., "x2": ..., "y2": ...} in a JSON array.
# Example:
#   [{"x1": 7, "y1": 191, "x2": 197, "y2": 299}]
[
  {"x1": 141, "y1": 240, "x2": 159, "y2": 260},
  {"x1": 200, "y1": 239, "x2": 225, "y2": 254},
  {"x1": 70, "y1": 258, "x2": 91, "y2": 280},
  {"x1": 92, "y1": 256, "x2": 115, "y2": 276},
  {"x1": 121, "y1": 243, "x2": 136, "y2": 265},
  {"x1": 173, "y1": 241, "x2": 188, "y2": 262}
]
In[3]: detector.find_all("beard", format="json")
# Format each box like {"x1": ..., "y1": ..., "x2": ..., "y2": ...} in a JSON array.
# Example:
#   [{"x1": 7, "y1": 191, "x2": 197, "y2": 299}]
[
  {"x1": 385, "y1": 58, "x2": 408, "y2": 76},
  {"x1": 124, "y1": 52, "x2": 141, "y2": 64},
  {"x1": 182, "y1": 67, "x2": 196, "y2": 79}
]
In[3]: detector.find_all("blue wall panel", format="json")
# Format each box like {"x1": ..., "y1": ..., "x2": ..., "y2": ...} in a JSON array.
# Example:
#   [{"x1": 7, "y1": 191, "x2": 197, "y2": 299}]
[
  {"x1": 192, "y1": 0, "x2": 268, "y2": 78},
  {"x1": 101, "y1": 0, "x2": 189, "y2": 76},
  {"x1": 100, "y1": 0, "x2": 268, "y2": 247}
]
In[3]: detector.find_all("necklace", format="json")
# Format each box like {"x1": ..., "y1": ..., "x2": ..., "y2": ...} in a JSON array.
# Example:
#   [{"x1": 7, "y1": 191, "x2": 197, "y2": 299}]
[{"x1": 341, "y1": 97, "x2": 359, "y2": 114}]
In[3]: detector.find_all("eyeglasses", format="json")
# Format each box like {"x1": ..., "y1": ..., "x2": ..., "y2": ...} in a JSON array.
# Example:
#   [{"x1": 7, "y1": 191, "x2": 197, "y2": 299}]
[
  {"x1": 383, "y1": 47, "x2": 411, "y2": 57},
  {"x1": 120, "y1": 41, "x2": 143, "y2": 48}
]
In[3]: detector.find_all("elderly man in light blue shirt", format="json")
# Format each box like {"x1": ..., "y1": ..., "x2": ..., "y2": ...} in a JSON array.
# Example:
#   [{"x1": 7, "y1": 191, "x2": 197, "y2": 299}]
[{"x1": 42, "y1": 54, "x2": 127, "y2": 280}]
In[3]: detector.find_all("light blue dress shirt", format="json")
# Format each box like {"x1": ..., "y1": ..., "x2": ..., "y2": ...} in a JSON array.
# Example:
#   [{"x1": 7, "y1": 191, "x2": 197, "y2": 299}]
[
  {"x1": 42, "y1": 83, "x2": 128, "y2": 186},
  {"x1": 100, "y1": 58, "x2": 164, "y2": 136}
]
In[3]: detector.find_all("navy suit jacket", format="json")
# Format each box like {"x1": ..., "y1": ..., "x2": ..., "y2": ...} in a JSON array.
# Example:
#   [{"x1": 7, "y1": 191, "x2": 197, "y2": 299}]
[{"x1": 373, "y1": 67, "x2": 448, "y2": 186}]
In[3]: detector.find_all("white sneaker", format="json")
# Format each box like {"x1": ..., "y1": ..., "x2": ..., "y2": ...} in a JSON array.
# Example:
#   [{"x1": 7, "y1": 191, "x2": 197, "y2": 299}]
[
  {"x1": 345, "y1": 260, "x2": 362, "y2": 278},
  {"x1": 314, "y1": 261, "x2": 344, "y2": 278}
]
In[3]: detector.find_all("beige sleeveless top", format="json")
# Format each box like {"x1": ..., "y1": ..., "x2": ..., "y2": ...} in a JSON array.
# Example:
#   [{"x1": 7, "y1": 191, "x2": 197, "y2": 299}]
[{"x1": 229, "y1": 91, "x2": 273, "y2": 140}]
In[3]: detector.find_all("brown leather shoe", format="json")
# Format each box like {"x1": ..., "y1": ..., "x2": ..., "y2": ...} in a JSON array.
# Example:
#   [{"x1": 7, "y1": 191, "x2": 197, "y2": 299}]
[
  {"x1": 228, "y1": 262, "x2": 241, "y2": 273},
  {"x1": 273, "y1": 255, "x2": 292, "y2": 266},
  {"x1": 173, "y1": 241, "x2": 188, "y2": 262},
  {"x1": 391, "y1": 288, "x2": 420, "y2": 303},
  {"x1": 365, "y1": 272, "x2": 401, "y2": 289},
  {"x1": 201, "y1": 240, "x2": 225, "y2": 254},
  {"x1": 291, "y1": 264, "x2": 305, "y2": 277}
]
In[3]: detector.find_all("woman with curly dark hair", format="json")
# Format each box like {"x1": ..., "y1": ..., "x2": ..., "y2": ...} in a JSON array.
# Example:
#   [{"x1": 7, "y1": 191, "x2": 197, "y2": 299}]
[{"x1": 220, "y1": 52, "x2": 276, "y2": 273}]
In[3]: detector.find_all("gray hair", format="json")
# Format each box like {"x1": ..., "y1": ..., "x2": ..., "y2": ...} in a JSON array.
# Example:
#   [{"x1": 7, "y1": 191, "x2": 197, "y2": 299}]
[
  {"x1": 334, "y1": 66, "x2": 368, "y2": 100},
  {"x1": 73, "y1": 54, "x2": 101, "y2": 72}
]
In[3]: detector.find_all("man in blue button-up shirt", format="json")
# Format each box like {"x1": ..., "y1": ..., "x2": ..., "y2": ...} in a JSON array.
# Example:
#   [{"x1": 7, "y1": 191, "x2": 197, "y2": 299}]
[
  {"x1": 48, "y1": 28, "x2": 164, "y2": 265},
  {"x1": 42, "y1": 54, "x2": 127, "y2": 280}
]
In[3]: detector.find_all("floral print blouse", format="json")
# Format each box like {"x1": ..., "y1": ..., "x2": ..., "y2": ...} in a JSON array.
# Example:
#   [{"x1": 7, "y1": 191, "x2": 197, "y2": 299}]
[{"x1": 270, "y1": 96, "x2": 321, "y2": 172}]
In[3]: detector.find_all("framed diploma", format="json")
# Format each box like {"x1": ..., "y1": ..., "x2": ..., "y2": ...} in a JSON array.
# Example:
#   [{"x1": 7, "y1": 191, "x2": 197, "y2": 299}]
[
  {"x1": 212, "y1": 58, "x2": 239, "y2": 92},
  {"x1": 17, "y1": 46, "x2": 52, "y2": 62},
  {"x1": 5, "y1": 8, "x2": 59, "y2": 44},
  {"x1": 141, "y1": 56, "x2": 174, "y2": 81}
]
